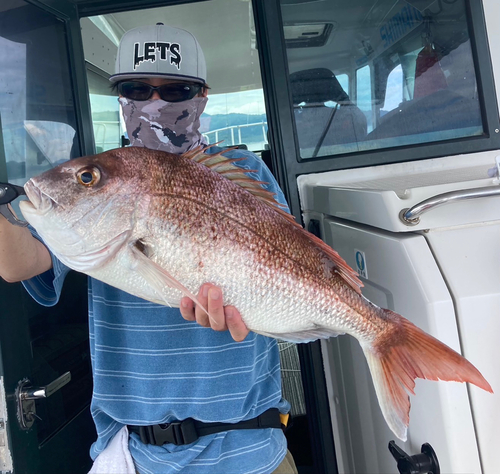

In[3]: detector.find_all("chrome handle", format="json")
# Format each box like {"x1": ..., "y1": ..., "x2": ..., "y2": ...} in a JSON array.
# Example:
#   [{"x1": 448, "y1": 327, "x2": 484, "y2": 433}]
[
  {"x1": 399, "y1": 185, "x2": 500, "y2": 226},
  {"x1": 16, "y1": 372, "x2": 72, "y2": 429},
  {"x1": 22, "y1": 372, "x2": 71, "y2": 400}
]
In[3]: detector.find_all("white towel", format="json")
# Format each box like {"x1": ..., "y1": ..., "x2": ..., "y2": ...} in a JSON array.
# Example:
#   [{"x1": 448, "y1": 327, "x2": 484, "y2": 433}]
[{"x1": 88, "y1": 426, "x2": 136, "y2": 474}]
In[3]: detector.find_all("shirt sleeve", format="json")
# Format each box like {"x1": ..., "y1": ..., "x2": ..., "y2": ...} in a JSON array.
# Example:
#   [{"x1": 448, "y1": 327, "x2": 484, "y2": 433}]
[{"x1": 21, "y1": 226, "x2": 71, "y2": 307}]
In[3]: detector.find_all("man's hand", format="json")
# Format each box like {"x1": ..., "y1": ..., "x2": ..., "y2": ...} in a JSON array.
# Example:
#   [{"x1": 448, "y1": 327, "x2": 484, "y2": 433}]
[
  {"x1": 0, "y1": 208, "x2": 52, "y2": 283},
  {"x1": 179, "y1": 283, "x2": 249, "y2": 342}
]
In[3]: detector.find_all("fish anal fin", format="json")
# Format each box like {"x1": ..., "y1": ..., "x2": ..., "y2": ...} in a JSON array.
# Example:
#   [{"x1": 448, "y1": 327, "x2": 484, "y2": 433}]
[
  {"x1": 254, "y1": 326, "x2": 345, "y2": 343},
  {"x1": 362, "y1": 309, "x2": 493, "y2": 441},
  {"x1": 129, "y1": 243, "x2": 216, "y2": 325}
]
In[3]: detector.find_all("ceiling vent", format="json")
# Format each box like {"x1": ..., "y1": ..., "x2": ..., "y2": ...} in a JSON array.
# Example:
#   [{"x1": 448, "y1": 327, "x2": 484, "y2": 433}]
[
  {"x1": 283, "y1": 23, "x2": 334, "y2": 48},
  {"x1": 281, "y1": 0, "x2": 326, "y2": 4}
]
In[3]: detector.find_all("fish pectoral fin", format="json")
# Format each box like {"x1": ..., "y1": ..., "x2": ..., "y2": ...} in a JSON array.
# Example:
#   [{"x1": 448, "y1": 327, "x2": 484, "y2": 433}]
[
  {"x1": 254, "y1": 326, "x2": 345, "y2": 343},
  {"x1": 129, "y1": 243, "x2": 216, "y2": 324},
  {"x1": 58, "y1": 230, "x2": 131, "y2": 273}
]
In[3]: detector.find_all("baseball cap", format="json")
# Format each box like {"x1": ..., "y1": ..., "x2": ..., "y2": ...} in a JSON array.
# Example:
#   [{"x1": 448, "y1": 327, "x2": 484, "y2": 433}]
[{"x1": 109, "y1": 23, "x2": 207, "y2": 85}]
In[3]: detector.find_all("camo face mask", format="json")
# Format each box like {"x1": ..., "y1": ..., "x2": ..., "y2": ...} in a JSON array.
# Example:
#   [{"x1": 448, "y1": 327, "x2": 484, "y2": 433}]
[{"x1": 119, "y1": 96, "x2": 209, "y2": 154}]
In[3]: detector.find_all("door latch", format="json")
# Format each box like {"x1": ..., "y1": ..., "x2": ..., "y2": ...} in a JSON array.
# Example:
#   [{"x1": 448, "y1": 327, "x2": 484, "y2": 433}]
[
  {"x1": 388, "y1": 440, "x2": 440, "y2": 474},
  {"x1": 16, "y1": 372, "x2": 71, "y2": 430}
]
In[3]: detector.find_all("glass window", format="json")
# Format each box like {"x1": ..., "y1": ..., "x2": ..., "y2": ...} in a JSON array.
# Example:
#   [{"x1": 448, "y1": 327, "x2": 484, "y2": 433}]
[
  {"x1": 86, "y1": 70, "x2": 269, "y2": 154},
  {"x1": 383, "y1": 64, "x2": 403, "y2": 112},
  {"x1": 0, "y1": 9, "x2": 81, "y2": 188},
  {"x1": 356, "y1": 65, "x2": 373, "y2": 133},
  {"x1": 281, "y1": 0, "x2": 483, "y2": 159},
  {"x1": 87, "y1": 66, "x2": 123, "y2": 153},
  {"x1": 336, "y1": 74, "x2": 349, "y2": 96},
  {"x1": 202, "y1": 89, "x2": 268, "y2": 151}
]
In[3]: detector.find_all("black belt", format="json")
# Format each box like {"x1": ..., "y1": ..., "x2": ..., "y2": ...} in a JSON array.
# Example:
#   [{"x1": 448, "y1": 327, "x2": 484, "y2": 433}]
[{"x1": 128, "y1": 408, "x2": 284, "y2": 446}]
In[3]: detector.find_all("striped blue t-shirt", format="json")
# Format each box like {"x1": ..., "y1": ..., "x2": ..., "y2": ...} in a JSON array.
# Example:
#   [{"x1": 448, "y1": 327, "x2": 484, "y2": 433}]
[{"x1": 23, "y1": 147, "x2": 291, "y2": 474}]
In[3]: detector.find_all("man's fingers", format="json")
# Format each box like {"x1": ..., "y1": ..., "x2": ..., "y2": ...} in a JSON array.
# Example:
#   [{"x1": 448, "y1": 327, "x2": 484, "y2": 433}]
[
  {"x1": 207, "y1": 286, "x2": 227, "y2": 331},
  {"x1": 180, "y1": 297, "x2": 195, "y2": 321},
  {"x1": 194, "y1": 284, "x2": 211, "y2": 327},
  {"x1": 225, "y1": 306, "x2": 249, "y2": 342},
  {"x1": 180, "y1": 285, "x2": 248, "y2": 342}
]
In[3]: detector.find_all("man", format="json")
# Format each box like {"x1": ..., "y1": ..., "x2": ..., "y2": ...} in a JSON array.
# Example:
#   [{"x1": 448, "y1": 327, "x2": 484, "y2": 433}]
[{"x1": 0, "y1": 23, "x2": 297, "y2": 474}]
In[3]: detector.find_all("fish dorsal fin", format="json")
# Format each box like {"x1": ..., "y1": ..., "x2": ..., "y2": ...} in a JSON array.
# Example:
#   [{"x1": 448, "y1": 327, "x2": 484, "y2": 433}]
[{"x1": 182, "y1": 146, "x2": 296, "y2": 224}]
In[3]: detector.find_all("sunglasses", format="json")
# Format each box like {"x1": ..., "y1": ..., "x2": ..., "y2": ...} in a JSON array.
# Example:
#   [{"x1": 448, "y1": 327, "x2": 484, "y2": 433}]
[{"x1": 118, "y1": 81, "x2": 203, "y2": 102}]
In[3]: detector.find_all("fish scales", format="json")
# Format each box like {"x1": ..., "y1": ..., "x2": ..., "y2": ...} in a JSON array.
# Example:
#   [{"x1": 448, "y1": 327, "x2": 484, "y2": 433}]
[
  {"x1": 146, "y1": 151, "x2": 368, "y2": 337},
  {"x1": 148, "y1": 191, "x2": 352, "y2": 337},
  {"x1": 19, "y1": 146, "x2": 492, "y2": 441}
]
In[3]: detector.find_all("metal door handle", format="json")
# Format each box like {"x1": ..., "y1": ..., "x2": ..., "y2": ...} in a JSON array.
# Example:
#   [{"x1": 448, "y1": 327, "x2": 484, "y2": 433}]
[
  {"x1": 21, "y1": 372, "x2": 71, "y2": 400},
  {"x1": 399, "y1": 185, "x2": 500, "y2": 226},
  {"x1": 16, "y1": 372, "x2": 71, "y2": 429}
]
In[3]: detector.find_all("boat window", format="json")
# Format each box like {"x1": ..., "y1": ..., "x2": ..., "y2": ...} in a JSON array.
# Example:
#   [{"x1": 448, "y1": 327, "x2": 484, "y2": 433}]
[
  {"x1": 281, "y1": 0, "x2": 483, "y2": 159},
  {"x1": 0, "y1": 3, "x2": 81, "y2": 188},
  {"x1": 356, "y1": 65, "x2": 373, "y2": 133},
  {"x1": 383, "y1": 64, "x2": 404, "y2": 112},
  {"x1": 202, "y1": 88, "x2": 268, "y2": 151},
  {"x1": 87, "y1": 65, "x2": 123, "y2": 153}
]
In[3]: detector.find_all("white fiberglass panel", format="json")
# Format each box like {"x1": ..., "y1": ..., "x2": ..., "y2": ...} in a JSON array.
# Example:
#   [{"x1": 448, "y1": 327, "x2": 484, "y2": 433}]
[
  {"x1": 320, "y1": 217, "x2": 481, "y2": 474},
  {"x1": 425, "y1": 223, "x2": 500, "y2": 474}
]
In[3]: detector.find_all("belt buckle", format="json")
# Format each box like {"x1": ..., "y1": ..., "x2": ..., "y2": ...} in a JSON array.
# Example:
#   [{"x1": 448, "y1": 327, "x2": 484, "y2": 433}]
[{"x1": 152, "y1": 419, "x2": 198, "y2": 446}]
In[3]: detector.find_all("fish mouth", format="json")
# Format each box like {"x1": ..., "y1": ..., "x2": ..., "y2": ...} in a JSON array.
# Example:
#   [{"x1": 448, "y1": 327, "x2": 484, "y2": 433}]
[{"x1": 23, "y1": 179, "x2": 54, "y2": 214}]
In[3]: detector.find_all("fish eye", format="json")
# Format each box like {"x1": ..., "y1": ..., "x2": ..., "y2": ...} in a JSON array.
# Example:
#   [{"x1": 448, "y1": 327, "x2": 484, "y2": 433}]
[{"x1": 77, "y1": 167, "x2": 101, "y2": 187}]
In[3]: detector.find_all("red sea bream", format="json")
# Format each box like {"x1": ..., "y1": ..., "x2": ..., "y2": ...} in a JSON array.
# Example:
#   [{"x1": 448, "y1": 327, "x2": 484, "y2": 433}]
[{"x1": 19, "y1": 146, "x2": 493, "y2": 440}]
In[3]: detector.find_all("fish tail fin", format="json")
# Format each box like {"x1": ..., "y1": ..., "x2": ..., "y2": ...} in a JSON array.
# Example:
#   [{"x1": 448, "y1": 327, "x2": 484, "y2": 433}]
[{"x1": 361, "y1": 309, "x2": 493, "y2": 441}]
